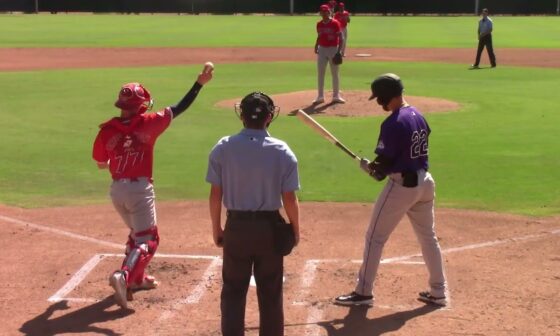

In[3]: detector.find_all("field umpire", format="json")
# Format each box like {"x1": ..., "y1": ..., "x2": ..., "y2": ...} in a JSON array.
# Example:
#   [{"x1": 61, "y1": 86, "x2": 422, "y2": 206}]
[{"x1": 206, "y1": 92, "x2": 300, "y2": 336}]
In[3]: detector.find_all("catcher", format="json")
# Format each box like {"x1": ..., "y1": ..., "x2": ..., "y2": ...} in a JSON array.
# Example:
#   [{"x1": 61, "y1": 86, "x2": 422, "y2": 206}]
[{"x1": 92, "y1": 64, "x2": 213, "y2": 309}]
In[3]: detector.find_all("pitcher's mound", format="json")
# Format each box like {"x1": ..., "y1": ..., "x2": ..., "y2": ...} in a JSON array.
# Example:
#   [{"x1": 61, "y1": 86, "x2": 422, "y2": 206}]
[{"x1": 216, "y1": 90, "x2": 461, "y2": 117}]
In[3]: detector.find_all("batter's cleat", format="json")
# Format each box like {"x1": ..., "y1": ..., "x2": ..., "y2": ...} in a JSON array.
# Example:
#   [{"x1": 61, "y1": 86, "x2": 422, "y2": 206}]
[
  {"x1": 312, "y1": 97, "x2": 325, "y2": 104},
  {"x1": 332, "y1": 96, "x2": 346, "y2": 104},
  {"x1": 469, "y1": 65, "x2": 480, "y2": 70},
  {"x1": 109, "y1": 271, "x2": 128, "y2": 309},
  {"x1": 130, "y1": 275, "x2": 159, "y2": 290},
  {"x1": 334, "y1": 291, "x2": 374, "y2": 306},
  {"x1": 417, "y1": 291, "x2": 447, "y2": 307}
]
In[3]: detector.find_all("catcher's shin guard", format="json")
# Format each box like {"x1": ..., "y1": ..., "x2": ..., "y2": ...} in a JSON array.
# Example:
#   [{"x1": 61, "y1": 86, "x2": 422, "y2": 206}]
[{"x1": 121, "y1": 227, "x2": 159, "y2": 287}]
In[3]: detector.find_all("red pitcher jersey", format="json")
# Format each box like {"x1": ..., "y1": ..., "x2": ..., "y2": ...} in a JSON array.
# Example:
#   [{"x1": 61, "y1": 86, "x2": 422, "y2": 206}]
[
  {"x1": 334, "y1": 11, "x2": 350, "y2": 28},
  {"x1": 92, "y1": 108, "x2": 172, "y2": 180},
  {"x1": 317, "y1": 19, "x2": 341, "y2": 47}
]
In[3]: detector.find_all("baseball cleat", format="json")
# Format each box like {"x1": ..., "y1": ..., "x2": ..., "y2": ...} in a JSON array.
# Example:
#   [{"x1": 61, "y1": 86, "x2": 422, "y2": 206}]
[
  {"x1": 332, "y1": 96, "x2": 346, "y2": 104},
  {"x1": 109, "y1": 271, "x2": 128, "y2": 309},
  {"x1": 312, "y1": 97, "x2": 325, "y2": 104},
  {"x1": 334, "y1": 291, "x2": 373, "y2": 306},
  {"x1": 417, "y1": 291, "x2": 447, "y2": 307},
  {"x1": 130, "y1": 275, "x2": 159, "y2": 290},
  {"x1": 469, "y1": 65, "x2": 480, "y2": 70}
]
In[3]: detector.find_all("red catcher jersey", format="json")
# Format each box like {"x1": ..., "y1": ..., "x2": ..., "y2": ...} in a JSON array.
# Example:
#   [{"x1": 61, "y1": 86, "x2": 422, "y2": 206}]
[
  {"x1": 317, "y1": 19, "x2": 341, "y2": 47},
  {"x1": 334, "y1": 11, "x2": 350, "y2": 28},
  {"x1": 92, "y1": 108, "x2": 172, "y2": 180}
]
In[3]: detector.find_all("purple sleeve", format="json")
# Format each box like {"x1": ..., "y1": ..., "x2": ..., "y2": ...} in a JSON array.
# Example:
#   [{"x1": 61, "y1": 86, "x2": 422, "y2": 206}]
[{"x1": 374, "y1": 120, "x2": 400, "y2": 159}]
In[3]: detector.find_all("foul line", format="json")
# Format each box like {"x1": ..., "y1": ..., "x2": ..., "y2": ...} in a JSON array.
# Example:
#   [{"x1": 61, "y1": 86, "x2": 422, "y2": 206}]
[{"x1": 0, "y1": 214, "x2": 122, "y2": 249}]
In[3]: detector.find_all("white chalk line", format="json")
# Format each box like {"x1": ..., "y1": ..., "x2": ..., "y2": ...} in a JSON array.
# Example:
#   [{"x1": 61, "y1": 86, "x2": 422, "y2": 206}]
[
  {"x1": 300, "y1": 227, "x2": 560, "y2": 336},
  {"x1": 0, "y1": 214, "x2": 122, "y2": 249},
  {"x1": 49, "y1": 254, "x2": 107, "y2": 302},
  {"x1": 49, "y1": 253, "x2": 221, "y2": 307},
  {"x1": 157, "y1": 257, "x2": 222, "y2": 322}
]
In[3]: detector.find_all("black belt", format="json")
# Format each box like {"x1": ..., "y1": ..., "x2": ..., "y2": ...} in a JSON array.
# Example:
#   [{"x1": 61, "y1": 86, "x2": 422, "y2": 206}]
[{"x1": 226, "y1": 210, "x2": 280, "y2": 220}]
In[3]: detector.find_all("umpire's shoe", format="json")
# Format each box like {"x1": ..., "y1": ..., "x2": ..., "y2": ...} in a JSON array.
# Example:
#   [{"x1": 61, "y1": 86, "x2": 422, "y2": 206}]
[
  {"x1": 334, "y1": 291, "x2": 373, "y2": 306},
  {"x1": 109, "y1": 271, "x2": 128, "y2": 309}
]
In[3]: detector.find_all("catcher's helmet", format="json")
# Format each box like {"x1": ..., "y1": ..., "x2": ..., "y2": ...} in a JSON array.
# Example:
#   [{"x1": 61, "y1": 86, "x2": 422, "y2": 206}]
[
  {"x1": 235, "y1": 92, "x2": 279, "y2": 123},
  {"x1": 369, "y1": 73, "x2": 404, "y2": 104},
  {"x1": 115, "y1": 82, "x2": 153, "y2": 114}
]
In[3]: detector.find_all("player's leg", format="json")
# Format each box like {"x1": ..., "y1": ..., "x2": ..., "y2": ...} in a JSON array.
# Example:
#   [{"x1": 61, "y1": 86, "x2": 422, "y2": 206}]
[
  {"x1": 406, "y1": 172, "x2": 447, "y2": 301},
  {"x1": 355, "y1": 179, "x2": 417, "y2": 296},
  {"x1": 120, "y1": 179, "x2": 159, "y2": 288},
  {"x1": 341, "y1": 28, "x2": 348, "y2": 56},
  {"x1": 315, "y1": 46, "x2": 329, "y2": 102},
  {"x1": 221, "y1": 217, "x2": 254, "y2": 336},
  {"x1": 122, "y1": 227, "x2": 160, "y2": 288},
  {"x1": 326, "y1": 46, "x2": 342, "y2": 101}
]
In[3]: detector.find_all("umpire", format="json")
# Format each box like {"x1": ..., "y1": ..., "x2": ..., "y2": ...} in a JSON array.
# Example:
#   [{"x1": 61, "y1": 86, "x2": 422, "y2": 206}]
[{"x1": 206, "y1": 92, "x2": 300, "y2": 336}]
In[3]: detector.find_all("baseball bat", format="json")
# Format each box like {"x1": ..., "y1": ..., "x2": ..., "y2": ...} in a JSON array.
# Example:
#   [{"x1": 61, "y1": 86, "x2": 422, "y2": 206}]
[{"x1": 295, "y1": 109, "x2": 361, "y2": 162}]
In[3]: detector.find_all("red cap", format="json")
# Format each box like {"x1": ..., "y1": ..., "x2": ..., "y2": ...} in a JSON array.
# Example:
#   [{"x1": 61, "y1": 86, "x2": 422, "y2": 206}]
[
  {"x1": 320, "y1": 4, "x2": 330, "y2": 12},
  {"x1": 339, "y1": 2, "x2": 345, "y2": 7}
]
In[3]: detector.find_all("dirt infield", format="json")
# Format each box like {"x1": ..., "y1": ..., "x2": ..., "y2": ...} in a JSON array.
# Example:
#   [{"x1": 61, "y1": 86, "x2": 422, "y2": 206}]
[
  {"x1": 1, "y1": 202, "x2": 559, "y2": 335},
  {"x1": 1, "y1": 47, "x2": 560, "y2": 335},
  {"x1": 2, "y1": 47, "x2": 560, "y2": 71}
]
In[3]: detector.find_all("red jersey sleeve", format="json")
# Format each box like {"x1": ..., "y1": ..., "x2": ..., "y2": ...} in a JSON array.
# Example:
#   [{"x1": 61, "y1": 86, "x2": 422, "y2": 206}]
[
  {"x1": 92, "y1": 129, "x2": 109, "y2": 163},
  {"x1": 143, "y1": 107, "x2": 172, "y2": 138}
]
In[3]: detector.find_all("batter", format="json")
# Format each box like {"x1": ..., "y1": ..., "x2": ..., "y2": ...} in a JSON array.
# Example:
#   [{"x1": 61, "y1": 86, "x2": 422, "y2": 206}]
[{"x1": 335, "y1": 73, "x2": 448, "y2": 307}]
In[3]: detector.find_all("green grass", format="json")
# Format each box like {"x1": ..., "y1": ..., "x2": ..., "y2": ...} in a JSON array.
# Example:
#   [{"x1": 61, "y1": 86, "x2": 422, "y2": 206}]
[
  {"x1": 1, "y1": 14, "x2": 560, "y2": 48},
  {"x1": 0, "y1": 61, "x2": 559, "y2": 216}
]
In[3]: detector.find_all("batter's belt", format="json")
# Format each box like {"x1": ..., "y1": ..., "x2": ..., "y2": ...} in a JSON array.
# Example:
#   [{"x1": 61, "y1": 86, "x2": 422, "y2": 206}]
[{"x1": 389, "y1": 169, "x2": 427, "y2": 188}]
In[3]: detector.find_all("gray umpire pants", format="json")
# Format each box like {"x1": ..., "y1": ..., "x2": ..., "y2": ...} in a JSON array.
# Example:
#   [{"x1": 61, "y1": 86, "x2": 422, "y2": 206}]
[
  {"x1": 221, "y1": 215, "x2": 284, "y2": 336},
  {"x1": 355, "y1": 171, "x2": 447, "y2": 298},
  {"x1": 316, "y1": 45, "x2": 340, "y2": 99}
]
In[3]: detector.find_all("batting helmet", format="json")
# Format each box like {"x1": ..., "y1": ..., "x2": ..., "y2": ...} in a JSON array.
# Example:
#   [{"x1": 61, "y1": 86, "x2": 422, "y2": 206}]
[
  {"x1": 369, "y1": 73, "x2": 404, "y2": 105},
  {"x1": 115, "y1": 82, "x2": 153, "y2": 114},
  {"x1": 235, "y1": 92, "x2": 279, "y2": 124}
]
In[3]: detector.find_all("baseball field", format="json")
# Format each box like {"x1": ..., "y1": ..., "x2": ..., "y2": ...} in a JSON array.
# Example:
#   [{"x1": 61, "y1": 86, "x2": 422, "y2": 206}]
[{"x1": 1, "y1": 14, "x2": 559, "y2": 335}]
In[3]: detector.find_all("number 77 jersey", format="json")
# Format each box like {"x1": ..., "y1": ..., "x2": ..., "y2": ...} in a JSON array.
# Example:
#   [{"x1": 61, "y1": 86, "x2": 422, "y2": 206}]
[
  {"x1": 92, "y1": 108, "x2": 172, "y2": 180},
  {"x1": 374, "y1": 105, "x2": 430, "y2": 174}
]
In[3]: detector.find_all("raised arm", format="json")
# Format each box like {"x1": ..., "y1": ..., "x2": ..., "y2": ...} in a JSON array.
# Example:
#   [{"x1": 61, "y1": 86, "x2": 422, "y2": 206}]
[{"x1": 169, "y1": 66, "x2": 213, "y2": 118}]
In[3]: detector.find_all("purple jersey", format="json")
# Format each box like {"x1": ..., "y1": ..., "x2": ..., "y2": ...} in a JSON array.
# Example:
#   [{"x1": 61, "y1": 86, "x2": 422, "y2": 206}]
[{"x1": 375, "y1": 105, "x2": 430, "y2": 173}]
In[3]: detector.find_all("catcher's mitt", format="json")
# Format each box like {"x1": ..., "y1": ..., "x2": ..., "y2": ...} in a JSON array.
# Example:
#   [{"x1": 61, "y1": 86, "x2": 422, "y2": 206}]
[{"x1": 333, "y1": 51, "x2": 343, "y2": 65}]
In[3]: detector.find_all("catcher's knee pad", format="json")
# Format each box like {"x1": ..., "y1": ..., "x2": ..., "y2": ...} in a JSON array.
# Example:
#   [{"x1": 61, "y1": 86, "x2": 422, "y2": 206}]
[{"x1": 122, "y1": 227, "x2": 159, "y2": 287}]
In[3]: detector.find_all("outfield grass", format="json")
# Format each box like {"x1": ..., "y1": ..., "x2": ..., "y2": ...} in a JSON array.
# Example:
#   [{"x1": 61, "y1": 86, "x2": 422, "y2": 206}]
[
  {"x1": 1, "y1": 14, "x2": 560, "y2": 48},
  {"x1": 0, "y1": 61, "x2": 559, "y2": 215}
]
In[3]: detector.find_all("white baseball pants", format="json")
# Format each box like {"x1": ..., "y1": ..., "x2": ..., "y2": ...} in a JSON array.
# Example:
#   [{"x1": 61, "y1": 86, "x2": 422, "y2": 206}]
[
  {"x1": 316, "y1": 45, "x2": 340, "y2": 99},
  {"x1": 355, "y1": 171, "x2": 448, "y2": 298}
]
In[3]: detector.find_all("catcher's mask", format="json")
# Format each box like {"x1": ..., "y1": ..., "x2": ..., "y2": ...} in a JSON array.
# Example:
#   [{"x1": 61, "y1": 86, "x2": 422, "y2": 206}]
[
  {"x1": 235, "y1": 92, "x2": 280, "y2": 127},
  {"x1": 115, "y1": 82, "x2": 154, "y2": 114},
  {"x1": 369, "y1": 73, "x2": 404, "y2": 106}
]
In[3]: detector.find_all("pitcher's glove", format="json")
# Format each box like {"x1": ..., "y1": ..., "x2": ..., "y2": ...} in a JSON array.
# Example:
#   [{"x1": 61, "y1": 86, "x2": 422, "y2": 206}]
[{"x1": 333, "y1": 51, "x2": 343, "y2": 65}]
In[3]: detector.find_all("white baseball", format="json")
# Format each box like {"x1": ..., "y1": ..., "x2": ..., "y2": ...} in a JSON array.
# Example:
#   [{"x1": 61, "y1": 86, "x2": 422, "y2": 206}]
[{"x1": 203, "y1": 61, "x2": 214, "y2": 74}]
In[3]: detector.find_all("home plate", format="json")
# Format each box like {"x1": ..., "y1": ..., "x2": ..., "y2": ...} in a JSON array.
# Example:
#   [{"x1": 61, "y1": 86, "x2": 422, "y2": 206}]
[
  {"x1": 355, "y1": 53, "x2": 372, "y2": 57},
  {"x1": 250, "y1": 275, "x2": 285, "y2": 287}
]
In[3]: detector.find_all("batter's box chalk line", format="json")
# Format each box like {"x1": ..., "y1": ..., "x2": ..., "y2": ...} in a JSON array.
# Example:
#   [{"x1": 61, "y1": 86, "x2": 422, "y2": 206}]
[{"x1": 48, "y1": 253, "x2": 221, "y2": 303}]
